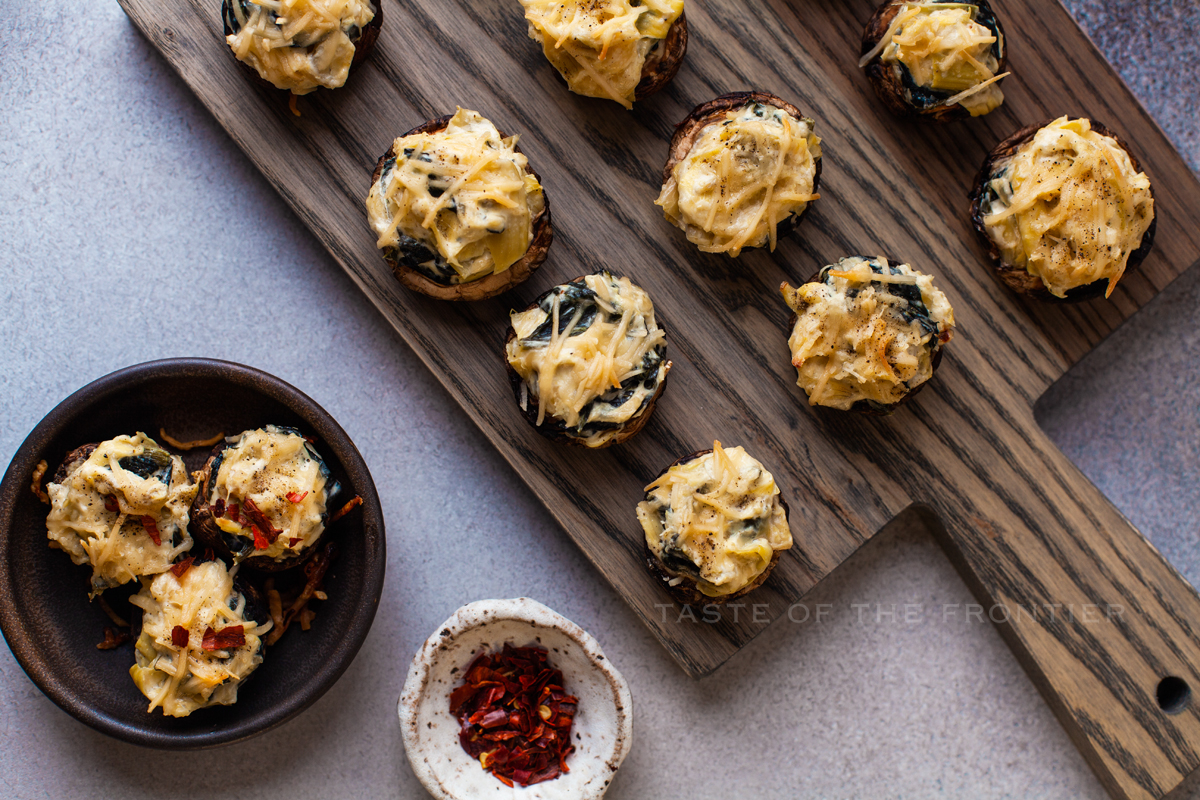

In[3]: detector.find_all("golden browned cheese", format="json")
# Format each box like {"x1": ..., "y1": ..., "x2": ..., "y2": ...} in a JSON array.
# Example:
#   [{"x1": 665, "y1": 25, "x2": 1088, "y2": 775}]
[
  {"x1": 519, "y1": 0, "x2": 684, "y2": 108},
  {"x1": 225, "y1": 0, "x2": 375, "y2": 95},
  {"x1": 365, "y1": 109, "x2": 545, "y2": 285},
  {"x1": 637, "y1": 441, "x2": 792, "y2": 597},
  {"x1": 781, "y1": 257, "x2": 954, "y2": 410},
  {"x1": 507, "y1": 273, "x2": 668, "y2": 447},
  {"x1": 981, "y1": 117, "x2": 1155, "y2": 297},
  {"x1": 129, "y1": 561, "x2": 269, "y2": 717},
  {"x1": 656, "y1": 103, "x2": 820, "y2": 256}
]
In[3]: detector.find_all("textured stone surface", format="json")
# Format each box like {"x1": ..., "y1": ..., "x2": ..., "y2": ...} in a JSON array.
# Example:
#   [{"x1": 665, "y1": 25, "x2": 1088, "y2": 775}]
[{"x1": 0, "y1": 2, "x2": 1196, "y2": 799}]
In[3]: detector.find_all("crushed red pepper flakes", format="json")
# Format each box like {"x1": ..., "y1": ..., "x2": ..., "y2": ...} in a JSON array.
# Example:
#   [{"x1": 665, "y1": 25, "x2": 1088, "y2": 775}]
[
  {"x1": 140, "y1": 516, "x2": 162, "y2": 546},
  {"x1": 171, "y1": 625, "x2": 189, "y2": 648},
  {"x1": 450, "y1": 644, "x2": 577, "y2": 787},
  {"x1": 214, "y1": 497, "x2": 226, "y2": 518},
  {"x1": 250, "y1": 525, "x2": 271, "y2": 551},
  {"x1": 242, "y1": 498, "x2": 279, "y2": 543},
  {"x1": 170, "y1": 556, "x2": 195, "y2": 579},
  {"x1": 286, "y1": 491, "x2": 308, "y2": 504},
  {"x1": 226, "y1": 502, "x2": 240, "y2": 523},
  {"x1": 202, "y1": 625, "x2": 246, "y2": 651},
  {"x1": 104, "y1": 495, "x2": 120, "y2": 513},
  {"x1": 289, "y1": 537, "x2": 302, "y2": 547}
]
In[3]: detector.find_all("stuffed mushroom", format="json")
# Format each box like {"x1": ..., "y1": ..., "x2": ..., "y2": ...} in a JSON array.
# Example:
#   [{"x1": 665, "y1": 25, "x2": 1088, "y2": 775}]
[
  {"x1": 969, "y1": 116, "x2": 1156, "y2": 301},
  {"x1": 190, "y1": 426, "x2": 339, "y2": 571},
  {"x1": 366, "y1": 108, "x2": 552, "y2": 301},
  {"x1": 129, "y1": 558, "x2": 270, "y2": 717},
  {"x1": 638, "y1": 441, "x2": 792, "y2": 605},
  {"x1": 780, "y1": 256, "x2": 954, "y2": 414},
  {"x1": 505, "y1": 272, "x2": 670, "y2": 448},
  {"x1": 656, "y1": 92, "x2": 822, "y2": 257},
  {"x1": 222, "y1": 0, "x2": 381, "y2": 95},
  {"x1": 45, "y1": 433, "x2": 196, "y2": 596},
  {"x1": 518, "y1": 0, "x2": 688, "y2": 109},
  {"x1": 859, "y1": 0, "x2": 1008, "y2": 121}
]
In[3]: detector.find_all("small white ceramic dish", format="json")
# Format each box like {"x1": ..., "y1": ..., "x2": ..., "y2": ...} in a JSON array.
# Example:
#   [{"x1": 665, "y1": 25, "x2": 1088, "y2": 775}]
[{"x1": 399, "y1": 598, "x2": 633, "y2": 799}]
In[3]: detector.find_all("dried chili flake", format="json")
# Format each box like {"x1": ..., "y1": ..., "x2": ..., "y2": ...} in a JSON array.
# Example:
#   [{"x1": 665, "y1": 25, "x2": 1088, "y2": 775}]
[
  {"x1": 171, "y1": 625, "x2": 189, "y2": 648},
  {"x1": 104, "y1": 495, "x2": 120, "y2": 513},
  {"x1": 289, "y1": 537, "x2": 302, "y2": 547},
  {"x1": 250, "y1": 525, "x2": 271, "y2": 551},
  {"x1": 242, "y1": 498, "x2": 279, "y2": 543},
  {"x1": 227, "y1": 502, "x2": 240, "y2": 523},
  {"x1": 202, "y1": 625, "x2": 246, "y2": 651},
  {"x1": 140, "y1": 516, "x2": 162, "y2": 546},
  {"x1": 286, "y1": 491, "x2": 308, "y2": 504},
  {"x1": 214, "y1": 497, "x2": 226, "y2": 518},
  {"x1": 449, "y1": 644, "x2": 577, "y2": 787},
  {"x1": 170, "y1": 556, "x2": 195, "y2": 579}
]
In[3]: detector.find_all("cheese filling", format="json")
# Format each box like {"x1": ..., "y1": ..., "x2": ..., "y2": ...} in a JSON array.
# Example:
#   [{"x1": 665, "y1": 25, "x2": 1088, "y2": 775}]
[
  {"x1": 519, "y1": 0, "x2": 684, "y2": 109},
  {"x1": 46, "y1": 433, "x2": 196, "y2": 596},
  {"x1": 866, "y1": 2, "x2": 1006, "y2": 116},
  {"x1": 780, "y1": 257, "x2": 955, "y2": 411},
  {"x1": 507, "y1": 272, "x2": 669, "y2": 448},
  {"x1": 656, "y1": 103, "x2": 821, "y2": 257},
  {"x1": 981, "y1": 117, "x2": 1155, "y2": 298},
  {"x1": 205, "y1": 426, "x2": 333, "y2": 561},
  {"x1": 637, "y1": 441, "x2": 792, "y2": 597},
  {"x1": 129, "y1": 561, "x2": 269, "y2": 718},
  {"x1": 366, "y1": 108, "x2": 545, "y2": 286},
  {"x1": 225, "y1": 0, "x2": 375, "y2": 95}
]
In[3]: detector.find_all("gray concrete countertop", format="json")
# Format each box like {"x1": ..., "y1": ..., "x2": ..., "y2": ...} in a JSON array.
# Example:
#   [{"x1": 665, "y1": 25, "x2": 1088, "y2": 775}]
[{"x1": 0, "y1": 2, "x2": 1197, "y2": 798}]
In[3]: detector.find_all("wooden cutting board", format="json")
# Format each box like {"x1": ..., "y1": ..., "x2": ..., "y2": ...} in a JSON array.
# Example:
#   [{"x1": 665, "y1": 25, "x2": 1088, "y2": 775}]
[{"x1": 118, "y1": 0, "x2": 1200, "y2": 797}]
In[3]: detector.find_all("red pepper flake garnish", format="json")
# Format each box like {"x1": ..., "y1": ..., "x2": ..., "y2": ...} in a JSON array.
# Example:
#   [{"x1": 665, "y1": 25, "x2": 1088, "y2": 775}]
[
  {"x1": 450, "y1": 644, "x2": 576, "y2": 787},
  {"x1": 171, "y1": 625, "x2": 189, "y2": 648},
  {"x1": 227, "y1": 502, "x2": 240, "y2": 523},
  {"x1": 170, "y1": 556, "x2": 195, "y2": 579},
  {"x1": 250, "y1": 524, "x2": 271, "y2": 551},
  {"x1": 201, "y1": 625, "x2": 246, "y2": 651},
  {"x1": 242, "y1": 498, "x2": 280, "y2": 544},
  {"x1": 289, "y1": 537, "x2": 302, "y2": 547},
  {"x1": 140, "y1": 516, "x2": 162, "y2": 546},
  {"x1": 214, "y1": 497, "x2": 226, "y2": 518},
  {"x1": 104, "y1": 495, "x2": 120, "y2": 513},
  {"x1": 286, "y1": 491, "x2": 308, "y2": 504}
]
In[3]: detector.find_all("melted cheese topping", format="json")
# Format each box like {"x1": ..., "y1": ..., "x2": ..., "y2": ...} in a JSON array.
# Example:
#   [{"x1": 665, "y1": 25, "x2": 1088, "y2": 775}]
[
  {"x1": 129, "y1": 561, "x2": 269, "y2": 717},
  {"x1": 780, "y1": 257, "x2": 955, "y2": 410},
  {"x1": 637, "y1": 441, "x2": 792, "y2": 597},
  {"x1": 206, "y1": 426, "x2": 330, "y2": 561},
  {"x1": 366, "y1": 108, "x2": 545, "y2": 285},
  {"x1": 872, "y1": 2, "x2": 1005, "y2": 116},
  {"x1": 656, "y1": 103, "x2": 821, "y2": 257},
  {"x1": 225, "y1": 0, "x2": 375, "y2": 95},
  {"x1": 507, "y1": 273, "x2": 669, "y2": 447},
  {"x1": 519, "y1": 0, "x2": 684, "y2": 109},
  {"x1": 981, "y1": 117, "x2": 1155, "y2": 298},
  {"x1": 46, "y1": 433, "x2": 196, "y2": 596}
]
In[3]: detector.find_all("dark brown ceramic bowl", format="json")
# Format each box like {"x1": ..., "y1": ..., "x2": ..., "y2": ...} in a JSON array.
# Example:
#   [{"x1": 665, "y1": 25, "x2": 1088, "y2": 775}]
[{"x1": 0, "y1": 358, "x2": 385, "y2": 749}]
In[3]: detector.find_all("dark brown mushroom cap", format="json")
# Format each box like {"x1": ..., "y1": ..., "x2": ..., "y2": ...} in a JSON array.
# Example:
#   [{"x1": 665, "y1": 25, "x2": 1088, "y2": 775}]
[
  {"x1": 967, "y1": 118, "x2": 1157, "y2": 302},
  {"x1": 51, "y1": 443, "x2": 98, "y2": 485},
  {"x1": 641, "y1": 449, "x2": 791, "y2": 606},
  {"x1": 369, "y1": 115, "x2": 553, "y2": 302},
  {"x1": 660, "y1": 91, "x2": 823, "y2": 247},
  {"x1": 221, "y1": 0, "x2": 383, "y2": 92},
  {"x1": 860, "y1": 0, "x2": 1007, "y2": 123},
  {"x1": 633, "y1": 12, "x2": 689, "y2": 101},
  {"x1": 188, "y1": 444, "x2": 319, "y2": 573},
  {"x1": 503, "y1": 275, "x2": 670, "y2": 448}
]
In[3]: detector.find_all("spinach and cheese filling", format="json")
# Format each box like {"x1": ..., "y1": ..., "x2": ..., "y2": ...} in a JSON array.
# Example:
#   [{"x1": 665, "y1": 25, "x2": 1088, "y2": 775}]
[
  {"x1": 129, "y1": 560, "x2": 269, "y2": 718},
  {"x1": 224, "y1": 0, "x2": 376, "y2": 95},
  {"x1": 518, "y1": 0, "x2": 684, "y2": 109},
  {"x1": 780, "y1": 257, "x2": 954, "y2": 411},
  {"x1": 507, "y1": 272, "x2": 669, "y2": 448},
  {"x1": 45, "y1": 433, "x2": 196, "y2": 596},
  {"x1": 862, "y1": 1, "x2": 1007, "y2": 117},
  {"x1": 656, "y1": 103, "x2": 821, "y2": 257},
  {"x1": 366, "y1": 108, "x2": 545, "y2": 286},
  {"x1": 637, "y1": 441, "x2": 792, "y2": 598},
  {"x1": 979, "y1": 117, "x2": 1155, "y2": 298},
  {"x1": 203, "y1": 426, "x2": 336, "y2": 563}
]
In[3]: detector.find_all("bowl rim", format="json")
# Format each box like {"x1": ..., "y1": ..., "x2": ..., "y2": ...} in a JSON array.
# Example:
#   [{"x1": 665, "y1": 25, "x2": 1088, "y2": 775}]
[
  {"x1": 0, "y1": 357, "x2": 386, "y2": 749},
  {"x1": 398, "y1": 597, "x2": 634, "y2": 800}
]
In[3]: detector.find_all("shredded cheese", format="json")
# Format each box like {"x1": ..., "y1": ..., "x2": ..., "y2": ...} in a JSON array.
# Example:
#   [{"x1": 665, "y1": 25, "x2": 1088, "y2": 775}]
[
  {"x1": 780, "y1": 257, "x2": 955, "y2": 410},
  {"x1": 46, "y1": 434, "x2": 196, "y2": 596},
  {"x1": 365, "y1": 108, "x2": 544, "y2": 285},
  {"x1": 656, "y1": 102, "x2": 821, "y2": 257},
  {"x1": 519, "y1": 0, "x2": 684, "y2": 108},
  {"x1": 637, "y1": 441, "x2": 792, "y2": 597},
  {"x1": 225, "y1": 0, "x2": 374, "y2": 95},
  {"x1": 981, "y1": 117, "x2": 1155, "y2": 298},
  {"x1": 507, "y1": 273, "x2": 669, "y2": 447}
]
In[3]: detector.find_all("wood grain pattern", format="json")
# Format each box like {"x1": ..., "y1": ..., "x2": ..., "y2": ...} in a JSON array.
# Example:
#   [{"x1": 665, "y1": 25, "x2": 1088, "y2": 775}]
[{"x1": 117, "y1": 0, "x2": 1200, "y2": 796}]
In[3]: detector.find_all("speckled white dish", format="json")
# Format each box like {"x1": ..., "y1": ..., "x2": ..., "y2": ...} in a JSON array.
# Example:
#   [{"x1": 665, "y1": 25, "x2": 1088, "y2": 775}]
[{"x1": 399, "y1": 598, "x2": 633, "y2": 800}]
